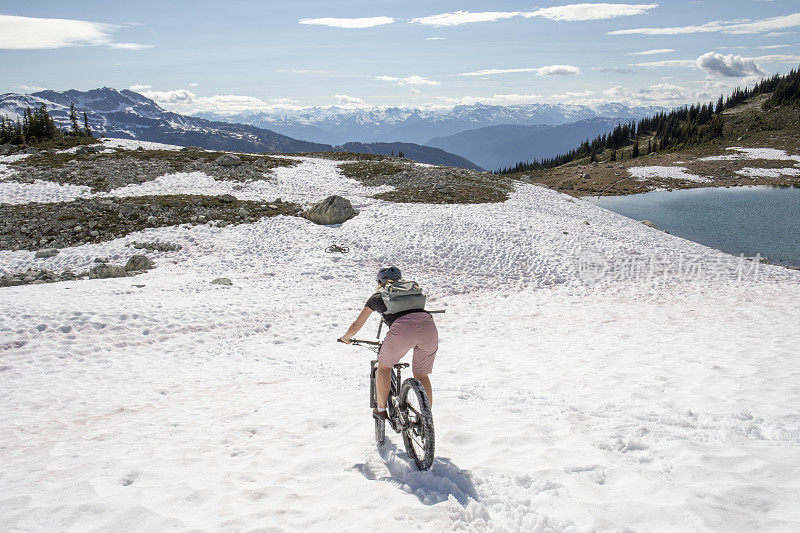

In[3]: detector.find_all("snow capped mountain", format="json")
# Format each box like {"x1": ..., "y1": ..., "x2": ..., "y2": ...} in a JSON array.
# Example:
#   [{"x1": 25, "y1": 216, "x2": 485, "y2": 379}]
[
  {"x1": 0, "y1": 88, "x2": 330, "y2": 154},
  {"x1": 0, "y1": 89, "x2": 483, "y2": 168},
  {"x1": 197, "y1": 102, "x2": 666, "y2": 145}
]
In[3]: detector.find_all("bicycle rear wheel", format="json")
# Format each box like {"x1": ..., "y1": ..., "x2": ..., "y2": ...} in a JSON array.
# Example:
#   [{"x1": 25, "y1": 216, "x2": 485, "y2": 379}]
[
  {"x1": 399, "y1": 378, "x2": 435, "y2": 470},
  {"x1": 371, "y1": 369, "x2": 385, "y2": 446}
]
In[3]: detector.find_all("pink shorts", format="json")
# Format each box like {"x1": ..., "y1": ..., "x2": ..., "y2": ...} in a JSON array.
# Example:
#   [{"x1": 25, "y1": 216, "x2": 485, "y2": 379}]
[{"x1": 379, "y1": 312, "x2": 438, "y2": 375}]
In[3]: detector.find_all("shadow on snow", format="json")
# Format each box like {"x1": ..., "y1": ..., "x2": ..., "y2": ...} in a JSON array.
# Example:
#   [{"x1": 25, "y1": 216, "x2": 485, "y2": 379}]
[{"x1": 352, "y1": 440, "x2": 479, "y2": 506}]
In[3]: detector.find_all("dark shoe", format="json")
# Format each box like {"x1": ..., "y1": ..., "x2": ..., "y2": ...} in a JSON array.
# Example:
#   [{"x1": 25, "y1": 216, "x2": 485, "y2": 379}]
[{"x1": 372, "y1": 408, "x2": 388, "y2": 421}]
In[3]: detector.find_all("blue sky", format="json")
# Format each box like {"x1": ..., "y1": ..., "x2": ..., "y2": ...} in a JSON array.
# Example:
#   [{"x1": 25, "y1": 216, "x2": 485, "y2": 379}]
[{"x1": 2, "y1": 2, "x2": 800, "y2": 113}]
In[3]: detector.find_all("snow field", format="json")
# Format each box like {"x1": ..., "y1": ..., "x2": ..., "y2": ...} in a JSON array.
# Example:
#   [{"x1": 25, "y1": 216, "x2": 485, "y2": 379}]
[
  {"x1": 1, "y1": 142, "x2": 800, "y2": 531},
  {"x1": 699, "y1": 147, "x2": 800, "y2": 162},
  {"x1": 627, "y1": 166, "x2": 711, "y2": 183}
]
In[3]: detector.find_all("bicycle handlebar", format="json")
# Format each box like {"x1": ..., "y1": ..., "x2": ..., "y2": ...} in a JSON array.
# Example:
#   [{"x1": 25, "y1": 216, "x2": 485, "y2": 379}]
[{"x1": 338, "y1": 338, "x2": 381, "y2": 346}]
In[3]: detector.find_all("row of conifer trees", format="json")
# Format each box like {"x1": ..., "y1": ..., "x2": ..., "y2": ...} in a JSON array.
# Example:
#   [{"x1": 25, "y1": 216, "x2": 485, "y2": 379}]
[
  {"x1": 0, "y1": 103, "x2": 92, "y2": 145},
  {"x1": 497, "y1": 67, "x2": 800, "y2": 174}
]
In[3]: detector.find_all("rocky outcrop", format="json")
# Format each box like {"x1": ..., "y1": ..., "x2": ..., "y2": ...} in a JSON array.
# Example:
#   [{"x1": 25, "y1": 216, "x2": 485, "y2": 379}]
[
  {"x1": 88, "y1": 264, "x2": 128, "y2": 279},
  {"x1": 304, "y1": 195, "x2": 358, "y2": 225},
  {"x1": 211, "y1": 277, "x2": 233, "y2": 286},
  {"x1": 125, "y1": 255, "x2": 154, "y2": 272},
  {"x1": 35, "y1": 248, "x2": 60, "y2": 258}
]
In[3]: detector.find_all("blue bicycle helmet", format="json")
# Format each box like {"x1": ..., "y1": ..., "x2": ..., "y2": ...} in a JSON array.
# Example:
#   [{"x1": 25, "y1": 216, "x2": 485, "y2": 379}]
[{"x1": 377, "y1": 266, "x2": 401, "y2": 284}]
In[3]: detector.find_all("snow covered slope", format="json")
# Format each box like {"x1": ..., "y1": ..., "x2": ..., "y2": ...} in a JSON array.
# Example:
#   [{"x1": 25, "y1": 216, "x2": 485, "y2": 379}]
[{"x1": 1, "y1": 143, "x2": 799, "y2": 531}]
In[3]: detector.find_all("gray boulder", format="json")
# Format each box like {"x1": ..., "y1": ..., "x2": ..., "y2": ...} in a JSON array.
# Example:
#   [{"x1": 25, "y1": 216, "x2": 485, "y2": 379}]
[
  {"x1": 89, "y1": 264, "x2": 128, "y2": 279},
  {"x1": 35, "y1": 248, "x2": 59, "y2": 258},
  {"x1": 639, "y1": 220, "x2": 658, "y2": 229},
  {"x1": 216, "y1": 154, "x2": 241, "y2": 167},
  {"x1": 211, "y1": 277, "x2": 233, "y2": 286},
  {"x1": 125, "y1": 255, "x2": 154, "y2": 272},
  {"x1": 305, "y1": 195, "x2": 358, "y2": 225},
  {"x1": 217, "y1": 194, "x2": 237, "y2": 203}
]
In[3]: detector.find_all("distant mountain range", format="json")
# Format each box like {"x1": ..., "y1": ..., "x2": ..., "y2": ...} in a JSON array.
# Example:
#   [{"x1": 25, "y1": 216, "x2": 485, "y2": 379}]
[
  {"x1": 1, "y1": 88, "x2": 670, "y2": 171},
  {"x1": 426, "y1": 118, "x2": 628, "y2": 170},
  {"x1": 0, "y1": 88, "x2": 482, "y2": 170},
  {"x1": 198, "y1": 102, "x2": 666, "y2": 169},
  {"x1": 197, "y1": 102, "x2": 665, "y2": 147}
]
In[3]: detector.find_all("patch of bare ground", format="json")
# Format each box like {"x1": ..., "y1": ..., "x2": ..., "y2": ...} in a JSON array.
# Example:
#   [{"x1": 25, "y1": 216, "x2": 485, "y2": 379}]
[
  {"x1": 8, "y1": 149, "x2": 299, "y2": 192},
  {"x1": 338, "y1": 160, "x2": 512, "y2": 204},
  {"x1": 0, "y1": 195, "x2": 302, "y2": 251}
]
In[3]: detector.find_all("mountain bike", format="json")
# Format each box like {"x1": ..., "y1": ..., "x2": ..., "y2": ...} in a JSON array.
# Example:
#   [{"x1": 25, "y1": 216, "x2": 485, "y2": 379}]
[{"x1": 340, "y1": 338, "x2": 435, "y2": 471}]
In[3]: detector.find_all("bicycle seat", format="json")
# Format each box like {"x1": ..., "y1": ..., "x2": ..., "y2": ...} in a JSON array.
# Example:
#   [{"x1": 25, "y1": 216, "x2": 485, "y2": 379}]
[{"x1": 394, "y1": 363, "x2": 410, "y2": 369}]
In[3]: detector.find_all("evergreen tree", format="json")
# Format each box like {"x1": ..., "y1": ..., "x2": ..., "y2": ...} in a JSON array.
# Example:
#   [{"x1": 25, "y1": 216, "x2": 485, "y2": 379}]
[
  {"x1": 83, "y1": 112, "x2": 92, "y2": 137},
  {"x1": 69, "y1": 103, "x2": 81, "y2": 136},
  {"x1": 632, "y1": 139, "x2": 640, "y2": 158},
  {"x1": 610, "y1": 147, "x2": 617, "y2": 162}
]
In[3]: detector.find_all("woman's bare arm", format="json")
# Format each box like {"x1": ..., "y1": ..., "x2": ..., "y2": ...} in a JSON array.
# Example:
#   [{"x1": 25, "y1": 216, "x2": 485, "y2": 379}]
[{"x1": 339, "y1": 307, "x2": 373, "y2": 343}]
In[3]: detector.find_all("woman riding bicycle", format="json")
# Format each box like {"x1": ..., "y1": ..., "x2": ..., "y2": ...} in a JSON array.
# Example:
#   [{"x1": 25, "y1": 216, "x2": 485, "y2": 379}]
[{"x1": 339, "y1": 266, "x2": 438, "y2": 421}]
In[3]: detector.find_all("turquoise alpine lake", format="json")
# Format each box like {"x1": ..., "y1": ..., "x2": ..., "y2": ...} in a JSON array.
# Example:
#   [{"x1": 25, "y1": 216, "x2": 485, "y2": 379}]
[{"x1": 585, "y1": 186, "x2": 800, "y2": 267}]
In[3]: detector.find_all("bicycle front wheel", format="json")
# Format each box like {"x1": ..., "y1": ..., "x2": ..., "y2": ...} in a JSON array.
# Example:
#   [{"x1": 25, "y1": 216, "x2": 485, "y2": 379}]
[{"x1": 399, "y1": 378, "x2": 435, "y2": 470}]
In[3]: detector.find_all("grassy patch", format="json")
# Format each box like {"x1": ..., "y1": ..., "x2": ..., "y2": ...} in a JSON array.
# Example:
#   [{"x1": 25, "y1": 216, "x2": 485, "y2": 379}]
[
  {"x1": 13, "y1": 148, "x2": 297, "y2": 171},
  {"x1": 338, "y1": 161, "x2": 408, "y2": 185},
  {"x1": 374, "y1": 184, "x2": 510, "y2": 204}
]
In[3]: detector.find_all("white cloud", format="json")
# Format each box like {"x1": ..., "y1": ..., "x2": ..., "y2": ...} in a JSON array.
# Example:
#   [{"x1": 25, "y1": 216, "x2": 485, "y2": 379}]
[
  {"x1": 411, "y1": 11, "x2": 521, "y2": 26},
  {"x1": 129, "y1": 84, "x2": 152, "y2": 91},
  {"x1": 697, "y1": 52, "x2": 767, "y2": 77},
  {"x1": 411, "y1": 4, "x2": 656, "y2": 26},
  {"x1": 134, "y1": 88, "x2": 297, "y2": 114},
  {"x1": 537, "y1": 65, "x2": 581, "y2": 76},
  {"x1": 298, "y1": 16, "x2": 395, "y2": 29},
  {"x1": 425, "y1": 37, "x2": 446, "y2": 40},
  {"x1": 635, "y1": 59, "x2": 700, "y2": 67},
  {"x1": 375, "y1": 75, "x2": 441, "y2": 86},
  {"x1": 108, "y1": 42, "x2": 153, "y2": 50},
  {"x1": 594, "y1": 66, "x2": 637, "y2": 74},
  {"x1": 0, "y1": 14, "x2": 150, "y2": 50},
  {"x1": 551, "y1": 90, "x2": 594, "y2": 99},
  {"x1": 628, "y1": 48, "x2": 676, "y2": 55},
  {"x1": 335, "y1": 94, "x2": 366, "y2": 105},
  {"x1": 755, "y1": 54, "x2": 800, "y2": 62},
  {"x1": 760, "y1": 44, "x2": 792, "y2": 49},
  {"x1": 439, "y1": 94, "x2": 544, "y2": 105},
  {"x1": 524, "y1": 3, "x2": 658, "y2": 22},
  {"x1": 15, "y1": 85, "x2": 46, "y2": 93},
  {"x1": 458, "y1": 65, "x2": 580, "y2": 76},
  {"x1": 189, "y1": 82, "x2": 199, "y2": 88},
  {"x1": 610, "y1": 13, "x2": 800, "y2": 35}
]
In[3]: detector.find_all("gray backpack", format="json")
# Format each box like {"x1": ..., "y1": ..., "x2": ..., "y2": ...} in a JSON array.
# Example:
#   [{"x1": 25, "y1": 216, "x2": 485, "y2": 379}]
[{"x1": 380, "y1": 280, "x2": 426, "y2": 314}]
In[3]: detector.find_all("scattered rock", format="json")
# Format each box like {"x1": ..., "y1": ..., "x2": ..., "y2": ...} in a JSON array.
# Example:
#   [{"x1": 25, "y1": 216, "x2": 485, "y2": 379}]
[
  {"x1": 24, "y1": 147, "x2": 39, "y2": 155},
  {"x1": 211, "y1": 277, "x2": 233, "y2": 286},
  {"x1": 217, "y1": 194, "x2": 237, "y2": 203},
  {"x1": 304, "y1": 195, "x2": 358, "y2": 225},
  {"x1": 88, "y1": 264, "x2": 128, "y2": 279},
  {"x1": 35, "y1": 248, "x2": 59, "y2": 258},
  {"x1": 580, "y1": 173, "x2": 591, "y2": 180},
  {"x1": 216, "y1": 154, "x2": 241, "y2": 167},
  {"x1": 640, "y1": 220, "x2": 658, "y2": 229},
  {"x1": 125, "y1": 255, "x2": 154, "y2": 272},
  {"x1": 128, "y1": 241, "x2": 182, "y2": 252}
]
